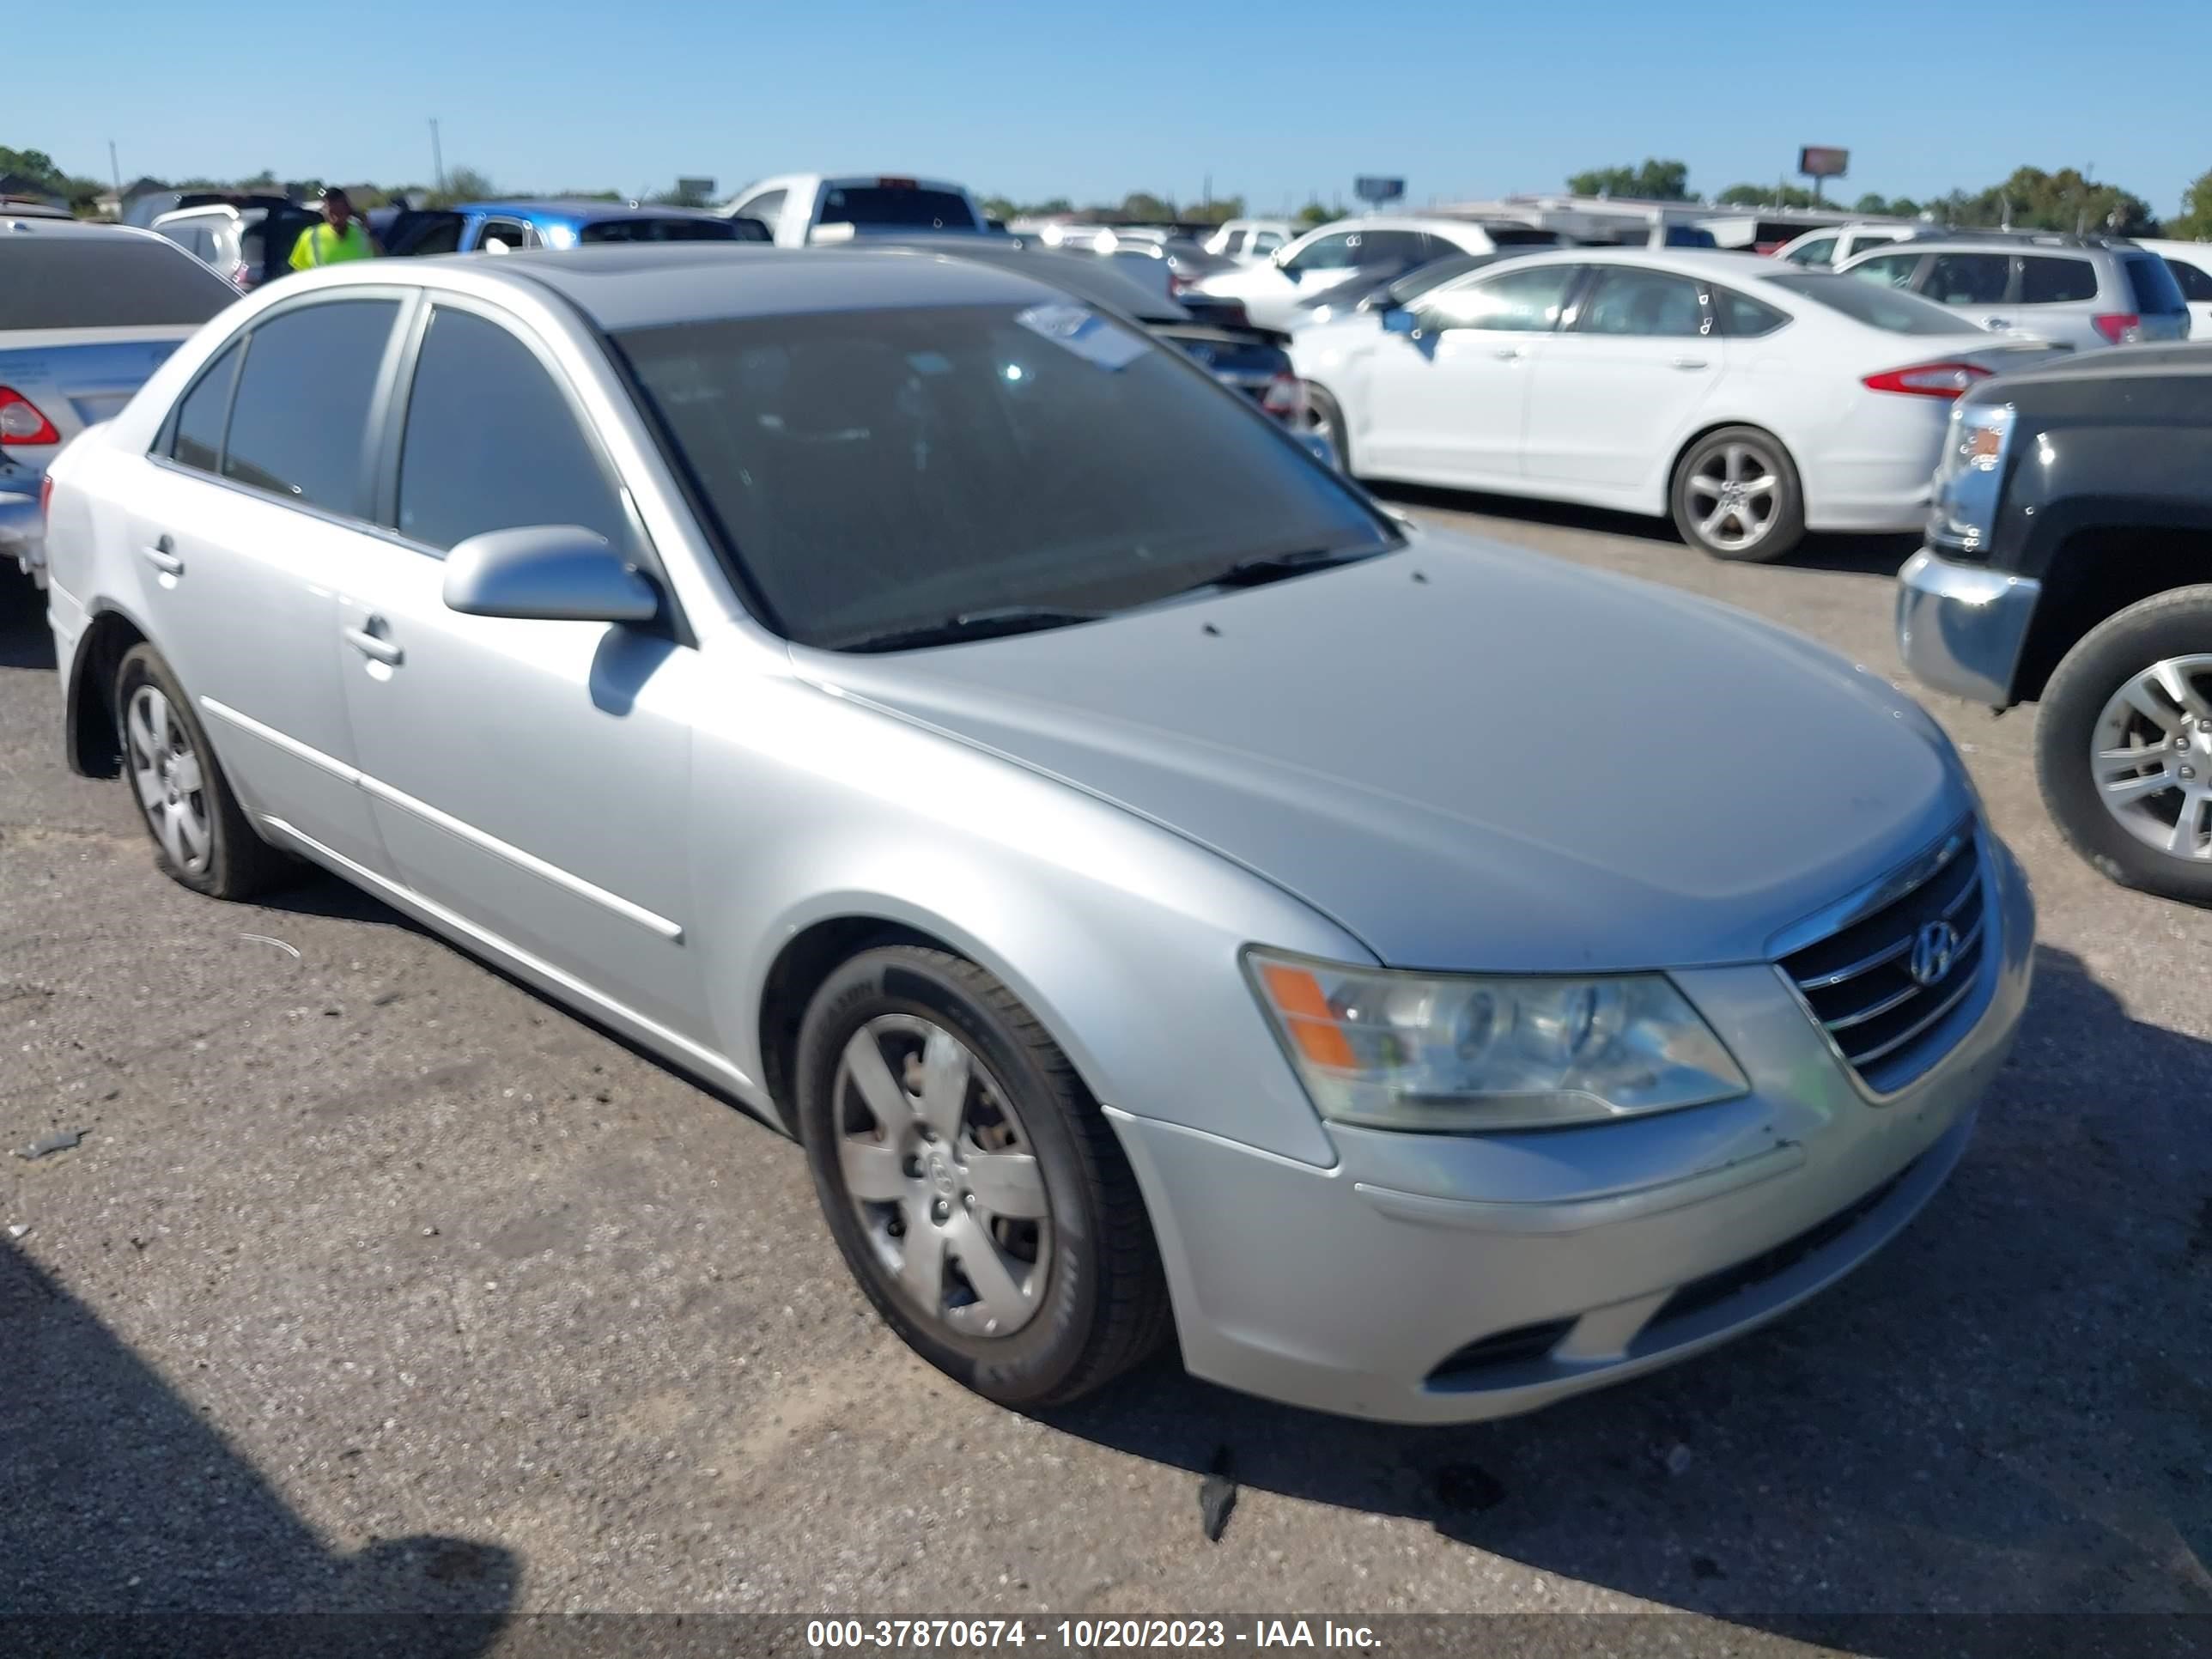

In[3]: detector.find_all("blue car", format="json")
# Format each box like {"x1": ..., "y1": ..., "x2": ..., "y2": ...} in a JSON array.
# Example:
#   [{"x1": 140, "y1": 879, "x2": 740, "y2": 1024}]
[{"x1": 375, "y1": 198, "x2": 769, "y2": 256}]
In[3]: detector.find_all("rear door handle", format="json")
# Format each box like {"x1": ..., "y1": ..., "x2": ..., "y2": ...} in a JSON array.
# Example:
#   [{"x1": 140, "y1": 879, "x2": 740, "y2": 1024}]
[
  {"x1": 343, "y1": 622, "x2": 403, "y2": 666},
  {"x1": 142, "y1": 536, "x2": 183, "y2": 576},
  {"x1": 1492, "y1": 346, "x2": 1522, "y2": 361},
  {"x1": 1984, "y1": 316, "x2": 2012, "y2": 330},
  {"x1": 1671, "y1": 356, "x2": 1710, "y2": 370}
]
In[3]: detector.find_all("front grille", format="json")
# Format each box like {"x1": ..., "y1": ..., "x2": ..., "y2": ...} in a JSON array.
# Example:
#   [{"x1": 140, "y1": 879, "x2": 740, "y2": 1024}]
[
  {"x1": 1780, "y1": 823, "x2": 1989, "y2": 1094},
  {"x1": 1653, "y1": 1164, "x2": 1911, "y2": 1332}
]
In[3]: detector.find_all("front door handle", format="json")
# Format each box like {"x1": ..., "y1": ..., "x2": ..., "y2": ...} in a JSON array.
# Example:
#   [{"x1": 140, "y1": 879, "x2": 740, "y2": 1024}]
[
  {"x1": 142, "y1": 536, "x2": 183, "y2": 576},
  {"x1": 1984, "y1": 315, "x2": 2012, "y2": 330},
  {"x1": 1492, "y1": 346, "x2": 1522, "y2": 361},
  {"x1": 343, "y1": 622, "x2": 404, "y2": 666},
  {"x1": 1671, "y1": 356, "x2": 1710, "y2": 370}
]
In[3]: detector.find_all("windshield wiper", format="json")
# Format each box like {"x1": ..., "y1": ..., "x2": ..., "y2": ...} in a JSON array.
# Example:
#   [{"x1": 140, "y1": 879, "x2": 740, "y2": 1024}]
[
  {"x1": 1175, "y1": 544, "x2": 1391, "y2": 595},
  {"x1": 832, "y1": 605, "x2": 1109, "y2": 653}
]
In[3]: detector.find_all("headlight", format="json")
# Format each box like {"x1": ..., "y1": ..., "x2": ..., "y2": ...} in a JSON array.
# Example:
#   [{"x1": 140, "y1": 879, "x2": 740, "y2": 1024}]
[{"x1": 1245, "y1": 950, "x2": 1748, "y2": 1133}]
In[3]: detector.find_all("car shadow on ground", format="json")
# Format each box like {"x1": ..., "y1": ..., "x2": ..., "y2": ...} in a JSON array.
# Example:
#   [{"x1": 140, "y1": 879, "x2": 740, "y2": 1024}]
[
  {"x1": 1041, "y1": 944, "x2": 2212, "y2": 1647},
  {"x1": 0, "y1": 1234, "x2": 517, "y2": 1656},
  {"x1": 1, "y1": 570, "x2": 58, "y2": 671},
  {"x1": 1367, "y1": 482, "x2": 1918, "y2": 579}
]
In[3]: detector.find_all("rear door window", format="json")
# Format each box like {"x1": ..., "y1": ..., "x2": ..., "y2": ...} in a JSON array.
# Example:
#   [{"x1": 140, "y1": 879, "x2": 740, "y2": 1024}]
[
  {"x1": 1354, "y1": 230, "x2": 1429, "y2": 265},
  {"x1": 1783, "y1": 236, "x2": 1836, "y2": 267},
  {"x1": 2018, "y1": 257, "x2": 2097, "y2": 304},
  {"x1": 2124, "y1": 254, "x2": 2189, "y2": 315},
  {"x1": 0, "y1": 236, "x2": 235, "y2": 328},
  {"x1": 1845, "y1": 252, "x2": 1923, "y2": 289},
  {"x1": 396, "y1": 307, "x2": 633, "y2": 553},
  {"x1": 1924, "y1": 253, "x2": 2011, "y2": 305},
  {"x1": 1571, "y1": 267, "x2": 1706, "y2": 336},
  {"x1": 221, "y1": 299, "x2": 400, "y2": 514},
  {"x1": 1283, "y1": 232, "x2": 1358, "y2": 274},
  {"x1": 2163, "y1": 256, "x2": 2212, "y2": 304}
]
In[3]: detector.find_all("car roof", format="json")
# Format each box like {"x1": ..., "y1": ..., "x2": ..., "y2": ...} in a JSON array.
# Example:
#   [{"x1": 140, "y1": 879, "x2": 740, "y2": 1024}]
[
  {"x1": 419, "y1": 243, "x2": 1069, "y2": 331},
  {"x1": 1449, "y1": 246, "x2": 1781, "y2": 283},
  {"x1": 462, "y1": 198, "x2": 730, "y2": 225},
  {"x1": 0, "y1": 216, "x2": 173, "y2": 244},
  {"x1": 1837, "y1": 237, "x2": 2135, "y2": 261}
]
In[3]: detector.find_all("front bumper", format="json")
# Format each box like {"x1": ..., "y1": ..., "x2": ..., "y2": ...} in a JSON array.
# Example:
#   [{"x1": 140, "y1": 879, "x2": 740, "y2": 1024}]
[
  {"x1": 0, "y1": 487, "x2": 42, "y2": 587},
  {"x1": 1896, "y1": 547, "x2": 2042, "y2": 707},
  {"x1": 1110, "y1": 836, "x2": 2034, "y2": 1425}
]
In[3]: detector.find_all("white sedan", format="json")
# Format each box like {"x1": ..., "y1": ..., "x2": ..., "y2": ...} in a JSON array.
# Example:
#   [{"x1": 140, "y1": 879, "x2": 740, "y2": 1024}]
[
  {"x1": 1194, "y1": 216, "x2": 1551, "y2": 336},
  {"x1": 1291, "y1": 248, "x2": 2069, "y2": 561}
]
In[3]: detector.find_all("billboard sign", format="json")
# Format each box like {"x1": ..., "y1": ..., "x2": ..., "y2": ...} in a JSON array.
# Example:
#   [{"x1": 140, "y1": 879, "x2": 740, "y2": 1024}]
[
  {"x1": 1796, "y1": 147, "x2": 1849, "y2": 179},
  {"x1": 1353, "y1": 176, "x2": 1405, "y2": 205}
]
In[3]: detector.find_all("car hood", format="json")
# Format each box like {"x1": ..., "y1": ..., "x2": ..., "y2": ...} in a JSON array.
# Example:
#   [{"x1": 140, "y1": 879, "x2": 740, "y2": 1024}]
[{"x1": 792, "y1": 530, "x2": 1968, "y2": 972}]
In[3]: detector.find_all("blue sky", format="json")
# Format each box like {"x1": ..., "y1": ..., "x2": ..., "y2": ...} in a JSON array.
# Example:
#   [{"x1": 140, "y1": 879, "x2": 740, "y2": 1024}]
[{"x1": 26, "y1": 0, "x2": 2209, "y2": 217}]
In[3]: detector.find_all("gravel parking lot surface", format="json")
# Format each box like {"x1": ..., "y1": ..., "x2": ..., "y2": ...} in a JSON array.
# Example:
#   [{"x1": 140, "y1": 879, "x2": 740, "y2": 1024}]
[{"x1": 4, "y1": 494, "x2": 2208, "y2": 1652}]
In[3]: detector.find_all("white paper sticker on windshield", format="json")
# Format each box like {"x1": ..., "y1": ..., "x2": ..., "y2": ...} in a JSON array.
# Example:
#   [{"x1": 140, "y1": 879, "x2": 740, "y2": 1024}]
[{"x1": 1014, "y1": 302, "x2": 1147, "y2": 371}]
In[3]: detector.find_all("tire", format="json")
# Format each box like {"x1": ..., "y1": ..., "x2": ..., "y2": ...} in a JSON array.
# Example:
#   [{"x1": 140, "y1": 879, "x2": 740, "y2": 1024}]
[
  {"x1": 114, "y1": 643, "x2": 292, "y2": 900},
  {"x1": 1304, "y1": 383, "x2": 1352, "y2": 476},
  {"x1": 2034, "y1": 584, "x2": 2212, "y2": 904},
  {"x1": 794, "y1": 944, "x2": 1170, "y2": 1408},
  {"x1": 1669, "y1": 425, "x2": 1806, "y2": 562}
]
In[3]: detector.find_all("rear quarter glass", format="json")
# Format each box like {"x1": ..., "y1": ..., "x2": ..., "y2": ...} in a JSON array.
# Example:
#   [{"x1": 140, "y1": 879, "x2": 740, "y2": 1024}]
[{"x1": 2124, "y1": 254, "x2": 2189, "y2": 315}]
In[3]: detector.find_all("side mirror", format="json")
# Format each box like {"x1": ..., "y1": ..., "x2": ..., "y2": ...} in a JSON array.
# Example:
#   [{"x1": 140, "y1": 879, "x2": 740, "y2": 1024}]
[
  {"x1": 1381, "y1": 307, "x2": 1420, "y2": 336},
  {"x1": 441, "y1": 526, "x2": 662, "y2": 625}
]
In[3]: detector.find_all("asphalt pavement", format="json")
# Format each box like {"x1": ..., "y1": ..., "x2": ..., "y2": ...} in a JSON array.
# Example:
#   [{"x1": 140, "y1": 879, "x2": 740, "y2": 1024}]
[{"x1": 4, "y1": 492, "x2": 2209, "y2": 1656}]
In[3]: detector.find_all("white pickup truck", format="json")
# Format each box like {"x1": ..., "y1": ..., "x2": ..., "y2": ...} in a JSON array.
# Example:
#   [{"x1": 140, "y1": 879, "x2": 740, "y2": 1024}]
[
  {"x1": 720, "y1": 173, "x2": 990, "y2": 246},
  {"x1": 2, "y1": 217, "x2": 237, "y2": 587}
]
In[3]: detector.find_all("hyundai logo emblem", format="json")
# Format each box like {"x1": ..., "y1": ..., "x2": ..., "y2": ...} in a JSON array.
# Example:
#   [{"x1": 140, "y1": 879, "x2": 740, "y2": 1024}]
[{"x1": 1908, "y1": 920, "x2": 1960, "y2": 988}]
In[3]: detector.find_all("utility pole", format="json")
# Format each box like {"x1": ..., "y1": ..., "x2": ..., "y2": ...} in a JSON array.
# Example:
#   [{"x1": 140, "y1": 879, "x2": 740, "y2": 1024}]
[
  {"x1": 108, "y1": 140, "x2": 122, "y2": 197},
  {"x1": 429, "y1": 118, "x2": 446, "y2": 193}
]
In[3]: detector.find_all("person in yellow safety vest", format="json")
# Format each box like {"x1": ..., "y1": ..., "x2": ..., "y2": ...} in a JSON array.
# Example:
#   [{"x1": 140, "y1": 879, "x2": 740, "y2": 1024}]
[{"x1": 288, "y1": 188, "x2": 379, "y2": 271}]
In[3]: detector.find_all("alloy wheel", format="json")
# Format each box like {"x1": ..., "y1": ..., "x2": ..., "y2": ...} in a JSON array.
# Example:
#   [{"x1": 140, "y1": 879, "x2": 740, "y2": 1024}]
[
  {"x1": 125, "y1": 684, "x2": 213, "y2": 876},
  {"x1": 1686, "y1": 441, "x2": 1782, "y2": 554},
  {"x1": 831, "y1": 1014, "x2": 1053, "y2": 1339},
  {"x1": 2089, "y1": 653, "x2": 2212, "y2": 861}
]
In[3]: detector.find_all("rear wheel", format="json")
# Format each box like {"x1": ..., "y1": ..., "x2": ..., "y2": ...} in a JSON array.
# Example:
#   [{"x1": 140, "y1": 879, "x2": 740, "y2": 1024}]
[
  {"x1": 2036, "y1": 586, "x2": 2212, "y2": 903},
  {"x1": 114, "y1": 644, "x2": 290, "y2": 900},
  {"x1": 794, "y1": 945, "x2": 1170, "y2": 1407},
  {"x1": 1670, "y1": 426, "x2": 1805, "y2": 562},
  {"x1": 1303, "y1": 384, "x2": 1352, "y2": 476}
]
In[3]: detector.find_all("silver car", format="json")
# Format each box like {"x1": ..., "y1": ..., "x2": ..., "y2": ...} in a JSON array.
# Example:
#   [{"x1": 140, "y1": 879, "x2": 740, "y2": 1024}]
[
  {"x1": 1837, "y1": 234, "x2": 2192, "y2": 350},
  {"x1": 43, "y1": 246, "x2": 2033, "y2": 1424}
]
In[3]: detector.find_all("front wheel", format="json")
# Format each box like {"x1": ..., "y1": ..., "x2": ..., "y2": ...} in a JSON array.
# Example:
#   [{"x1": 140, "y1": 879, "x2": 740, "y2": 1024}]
[
  {"x1": 2035, "y1": 585, "x2": 2212, "y2": 904},
  {"x1": 794, "y1": 945, "x2": 1170, "y2": 1407},
  {"x1": 1669, "y1": 426, "x2": 1805, "y2": 562}
]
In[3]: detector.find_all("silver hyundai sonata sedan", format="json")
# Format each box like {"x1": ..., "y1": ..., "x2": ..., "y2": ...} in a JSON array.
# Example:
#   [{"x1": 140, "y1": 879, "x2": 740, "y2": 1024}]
[{"x1": 41, "y1": 246, "x2": 2033, "y2": 1423}]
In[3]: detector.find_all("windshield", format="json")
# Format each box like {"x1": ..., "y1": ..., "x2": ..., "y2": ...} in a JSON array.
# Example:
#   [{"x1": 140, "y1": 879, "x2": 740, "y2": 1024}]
[
  {"x1": 1, "y1": 237, "x2": 236, "y2": 330},
  {"x1": 1759, "y1": 273, "x2": 1978, "y2": 334},
  {"x1": 577, "y1": 217, "x2": 743, "y2": 243},
  {"x1": 617, "y1": 303, "x2": 1391, "y2": 648}
]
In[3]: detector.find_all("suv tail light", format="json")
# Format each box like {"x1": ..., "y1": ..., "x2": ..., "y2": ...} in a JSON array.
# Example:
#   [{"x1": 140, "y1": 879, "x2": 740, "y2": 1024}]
[
  {"x1": 1862, "y1": 362, "x2": 1994, "y2": 399},
  {"x1": 2092, "y1": 312, "x2": 2142, "y2": 345},
  {"x1": 0, "y1": 386, "x2": 61, "y2": 446},
  {"x1": 1261, "y1": 372, "x2": 1304, "y2": 422}
]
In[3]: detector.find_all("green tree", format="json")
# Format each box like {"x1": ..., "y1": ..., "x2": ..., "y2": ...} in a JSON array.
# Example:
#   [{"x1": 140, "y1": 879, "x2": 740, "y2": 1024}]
[
  {"x1": 1567, "y1": 159, "x2": 1692, "y2": 201},
  {"x1": 427, "y1": 165, "x2": 495, "y2": 208},
  {"x1": 2170, "y1": 170, "x2": 2212, "y2": 240},
  {"x1": 1118, "y1": 191, "x2": 1174, "y2": 222},
  {"x1": 1717, "y1": 182, "x2": 1823, "y2": 209},
  {"x1": 1954, "y1": 167, "x2": 2156, "y2": 234},
  {"x1": 1184, "y1": 195, "x2": 1243, "y2": 226},
  {"x1": 1853, "y1": 191, "x2": 1890, "y2": 215},
  {"x1": 0, "y1": 146, "x2": 64, "y2": 188},
  {"x1": 1296, "y1": 200, "x2": 1332, "y2": 227}
]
